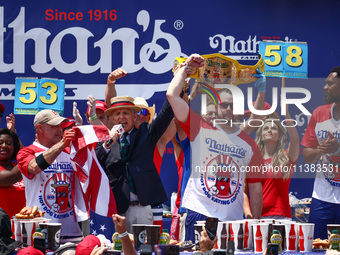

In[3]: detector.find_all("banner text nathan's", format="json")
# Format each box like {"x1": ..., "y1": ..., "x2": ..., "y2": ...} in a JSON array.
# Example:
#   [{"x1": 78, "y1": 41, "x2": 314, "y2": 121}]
[
  {"x1": 0, "y1": 7, "x2": 275, "y2": 75},
  {"x1": 0, "y1": 8, "x2": 183, "y2": 74}
]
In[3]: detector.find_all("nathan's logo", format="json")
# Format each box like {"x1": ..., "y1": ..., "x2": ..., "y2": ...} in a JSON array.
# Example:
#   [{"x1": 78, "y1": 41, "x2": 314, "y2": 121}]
[
  {"x1": 0, "y1": 8, "x2": 182, "y2": 74},
  {"x1": 206, "y1": 59, "x2": 231, "y2": 69},
  {"x1": 205, "y1": 138, "x2": 246, "y2": 158},
  {"x1": 199, "y1": 155, "x2": 242, "y2": 205},
  {"x1": 47, "y1": 162, "x2": 73, "y2": 171},
  {"x1": 317, "y1": 129, "x2": 340, "y2": 140},
  {"x1": 209, "y1": 34, "x2": 297, "y2": 60},
  {"x1": 209, "y1": 35, "x2": 259, "y2": 57}
]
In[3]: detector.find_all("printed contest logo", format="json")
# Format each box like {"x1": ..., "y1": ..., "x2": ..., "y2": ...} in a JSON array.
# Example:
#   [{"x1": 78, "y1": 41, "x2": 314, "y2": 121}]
[
  {"x1": 323, "y1": 155, "x2": 340, "y2": 185},
  {"x1": 43, "y1": 172, "x2": 72, "y2": 214},
  {"x1": 202, "y1": 154, "x2": 240, "y2": 201}
]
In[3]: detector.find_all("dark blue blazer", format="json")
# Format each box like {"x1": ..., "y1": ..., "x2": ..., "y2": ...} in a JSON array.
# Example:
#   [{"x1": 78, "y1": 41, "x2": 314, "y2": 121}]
[{"x1": 96, "y1": 99, "x2": 174, "y2": 214}]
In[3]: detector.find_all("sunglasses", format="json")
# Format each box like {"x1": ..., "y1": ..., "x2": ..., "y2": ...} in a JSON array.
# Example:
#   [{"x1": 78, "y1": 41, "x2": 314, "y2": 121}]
[
  {"x1": 0, "y1": 112, "x2": 3, "y2": 118},
  {"x1": 221, "y1": 103, "x2": 233, "y2": 110},
  {"x1": 137, "y1": 109, "x2": 149, "y2": 116}
]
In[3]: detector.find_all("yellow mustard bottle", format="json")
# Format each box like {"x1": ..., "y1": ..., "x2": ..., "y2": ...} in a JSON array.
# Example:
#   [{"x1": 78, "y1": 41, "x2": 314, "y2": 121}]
[
  {"x1": 112, "y1": 232, "x2": 122, "y2": 250},
  {"x1": 270, "y1": 230, "x2": 282, "y2": 254},
  {"x1": 329, "y1": 230, "x2": 340, "y2": 251},
  {"x1": 159, "y1": 229, "x2": 170, "y2": 245}
]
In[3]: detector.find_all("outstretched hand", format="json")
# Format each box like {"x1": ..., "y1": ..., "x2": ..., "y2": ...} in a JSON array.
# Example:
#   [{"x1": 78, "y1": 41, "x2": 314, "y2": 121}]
[
  {"x1": 73, "y1": 102, "x2": 83, "y2": 126},
  {"x1": 90, "y1": 245, "x2": 107, "y2": 255},
  {"x1": 6, "y1": 113, "x2": 16, "y2": 132},
  {"x1": 253, "y1": 69, "x2": 266, "y2": 92},
  {"x1": 199, "y1": 226, "x2": 217, "y2": 252},
  {"x1": 87, "y1": 95, "x2": 97, "y2": 119},
  {"x1": 62, "y1": 129, "x2": 76, "y2": 148},
  {"x1": 318, "y1": 131, "x2": 340, "y2": 155}
]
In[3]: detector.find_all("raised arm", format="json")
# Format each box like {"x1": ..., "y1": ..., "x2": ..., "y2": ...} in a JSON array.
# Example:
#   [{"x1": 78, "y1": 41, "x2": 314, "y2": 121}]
[
  {"x1": 87, "y1": 95, "x2": 107, "y2": 126},
  {"x1": 105, "y1": 68, "x2": 127, "y2": 107},
  {"x1": 166, "y1": 54, "x2": 204, "y2": 123},
  {"x1": 6, "y1": 113, "x2": 24, "y2": 148},
  {"x1": 112, "y1": 214, "x2": 137, "y2": 255},
  {"x1": 242, "y1": 70, "x2": 266, "y2": 135},
  {"x1": 157, "y1": 118, "x2": 177, "y2": 158},
  {"x1": 73, "y1": 102, "x2": 83, "y2": 126}
]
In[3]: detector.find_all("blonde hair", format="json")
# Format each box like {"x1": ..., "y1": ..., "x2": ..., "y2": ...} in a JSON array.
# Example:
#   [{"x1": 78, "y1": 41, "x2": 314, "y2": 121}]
[{"x1": 255, "y1": 119, "x2": 290, "y2": 179}]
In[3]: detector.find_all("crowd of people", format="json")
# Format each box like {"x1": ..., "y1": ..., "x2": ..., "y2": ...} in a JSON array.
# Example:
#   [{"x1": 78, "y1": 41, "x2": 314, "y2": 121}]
[{"x1": 1, "y1": 53, "x2": 340, "y2": 254}]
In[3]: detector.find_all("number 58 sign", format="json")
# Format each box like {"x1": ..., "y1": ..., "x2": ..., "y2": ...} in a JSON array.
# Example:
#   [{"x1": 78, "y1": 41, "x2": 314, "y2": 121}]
[
  {"x1": 14, "y1": 78, "x2": 65, "y2": 115},
  {"x1": 259, "y1": 41, "x2": 308, "y2": 78}
]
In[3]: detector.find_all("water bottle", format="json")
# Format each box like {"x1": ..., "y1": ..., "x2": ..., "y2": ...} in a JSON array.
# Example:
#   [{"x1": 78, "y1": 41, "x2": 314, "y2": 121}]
[{"x1": 171, "y1": 192, "x2": 177, "y2": 213}]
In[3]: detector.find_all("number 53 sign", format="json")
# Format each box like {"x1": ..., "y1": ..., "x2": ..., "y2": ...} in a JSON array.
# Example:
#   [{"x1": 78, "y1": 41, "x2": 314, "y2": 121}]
[
  {"x1": 259, "y1": 41, "x2": 308, "y2": 78},
  {"x1": 14, "y1": 78, "x2": 65, "y2": 115}
]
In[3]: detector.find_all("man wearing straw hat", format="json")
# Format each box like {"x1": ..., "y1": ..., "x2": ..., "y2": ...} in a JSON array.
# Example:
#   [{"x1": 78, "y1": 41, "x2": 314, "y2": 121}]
[
  {"x1": 96, "y1": 95, "x2": 174, "y2": 233},
  {"x1": 104, "y1": 68, "x2": 156, "y2": 128},
  {"x1": 134, "y1": 97, "x2": 156, "y2": 128}
]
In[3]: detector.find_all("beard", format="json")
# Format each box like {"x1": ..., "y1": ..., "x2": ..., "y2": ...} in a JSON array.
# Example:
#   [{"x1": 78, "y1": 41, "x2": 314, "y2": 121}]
[{"x1": 324, "y1": 94, "x2": 340, "y2": 104}]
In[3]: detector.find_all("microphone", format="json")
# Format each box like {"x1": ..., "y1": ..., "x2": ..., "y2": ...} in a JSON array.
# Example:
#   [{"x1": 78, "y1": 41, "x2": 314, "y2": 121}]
[{"x1": 106, "y1": 124, "x2": 125, "y2": 147}]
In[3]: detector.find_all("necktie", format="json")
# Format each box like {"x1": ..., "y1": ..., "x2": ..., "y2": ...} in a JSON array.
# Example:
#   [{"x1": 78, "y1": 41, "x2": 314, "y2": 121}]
[
  {"x1": 121, "y1": 133, "x2": 136, "y2": 194},
  {"x1": 120, "y1": 133, "x2": 129, "y2": 162}
]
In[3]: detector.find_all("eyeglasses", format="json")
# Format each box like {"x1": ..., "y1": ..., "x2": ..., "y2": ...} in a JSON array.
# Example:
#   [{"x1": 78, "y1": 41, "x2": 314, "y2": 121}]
[
  {"x1": 0, "y1": 112, "x2": 3, "y2": 118},
  {"x1": 221, "y1": 103, "x2": 233, "y2": 110},
  {"x1": 137, "y1": 109, "x2": 149, "y2": 116}
]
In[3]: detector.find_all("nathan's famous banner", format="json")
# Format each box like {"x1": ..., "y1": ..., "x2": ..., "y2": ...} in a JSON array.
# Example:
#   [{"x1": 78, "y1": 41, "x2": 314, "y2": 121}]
[{"x1": 1, "y1": 0, "x2": 340, "y2": 203}]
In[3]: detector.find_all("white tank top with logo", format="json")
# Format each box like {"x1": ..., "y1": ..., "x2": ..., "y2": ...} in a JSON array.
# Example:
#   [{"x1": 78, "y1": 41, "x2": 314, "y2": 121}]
[
  {"x1": 20, "y1": 142, "x2": 84, "y2": 237},
  {"x1": 180, "y1": 111, "x2": 264, "y2": 221}
]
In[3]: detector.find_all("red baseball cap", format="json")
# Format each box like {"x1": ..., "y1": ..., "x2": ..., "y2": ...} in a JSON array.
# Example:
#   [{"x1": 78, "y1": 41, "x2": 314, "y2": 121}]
[
  {"x1": 244, "y1": 101, "x2": 271, "y2": 118},
  {"x1": 0, "y1": 103, "x2": 5, "y2": 113},
  {"x1": 17, "y1": 246, "x2": 44, "y2": 255},
  {"x1": 86, "y1": 101, "x2": 108, "y2": 115},
  {"x1": 76, "y1": 235, "x2": 101, "y2": 255},
  {"x1": 61, "y1": 117, "x2": 76, "y2": 130}
]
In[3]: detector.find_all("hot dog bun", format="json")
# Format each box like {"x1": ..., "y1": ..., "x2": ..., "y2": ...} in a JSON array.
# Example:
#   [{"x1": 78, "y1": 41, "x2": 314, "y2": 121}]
[
  {"x1": 19, "y1": 206, "x2": 30, "y2": 215},
  {"x1": 15, "y1": 213, "x2": 34, "y2": 219},
  {"x1": 32, "y1": 206, "x2": 38, "y2": 217},
  {"x1": 15, "y1": 206, "x2": 45, "y2": 219}
]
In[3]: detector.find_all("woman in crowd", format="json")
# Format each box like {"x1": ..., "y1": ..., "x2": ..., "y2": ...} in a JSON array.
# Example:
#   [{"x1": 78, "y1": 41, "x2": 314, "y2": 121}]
[
  {"x1": 255, "y1": 106, "x2": 299, "y2": 219},
  {"x1": 0, "y1": 128, "x2": 25, "y2": 219}
]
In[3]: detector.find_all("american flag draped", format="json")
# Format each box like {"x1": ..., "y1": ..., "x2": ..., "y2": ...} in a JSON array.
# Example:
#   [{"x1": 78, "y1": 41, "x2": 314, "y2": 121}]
[{"x1": 70, "y1": 125, "x2": 117, "y2": 217}]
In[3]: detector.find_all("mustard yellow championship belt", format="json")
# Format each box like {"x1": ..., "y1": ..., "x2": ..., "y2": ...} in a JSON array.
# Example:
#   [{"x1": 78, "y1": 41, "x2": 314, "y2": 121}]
[{"x1": 174, "y1": 53, "x2": 264, "y2": 86}]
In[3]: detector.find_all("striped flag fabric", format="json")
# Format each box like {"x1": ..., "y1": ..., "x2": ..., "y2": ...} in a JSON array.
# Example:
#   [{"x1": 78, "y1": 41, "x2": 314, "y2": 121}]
[{"x1": 70, "y1": 125, "x2": 117, "y2": 217}]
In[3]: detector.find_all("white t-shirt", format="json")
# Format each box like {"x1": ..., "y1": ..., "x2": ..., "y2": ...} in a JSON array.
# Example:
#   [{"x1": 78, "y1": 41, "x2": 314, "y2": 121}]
[
  {"x1": 301, "y1": 103, "x2": 340, "y2": 204},
  {"x1": 17, "y1": 142, "x2": 86, "y2": 237},
  {"x1": 179, "y1": 109, "x2": 264, "y2": 221}
]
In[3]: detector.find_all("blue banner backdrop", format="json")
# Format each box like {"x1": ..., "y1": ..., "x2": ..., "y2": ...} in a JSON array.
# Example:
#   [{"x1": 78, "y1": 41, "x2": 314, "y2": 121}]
[{"x1": 1, "y1": 0, "x2": 340, "y2": 212}]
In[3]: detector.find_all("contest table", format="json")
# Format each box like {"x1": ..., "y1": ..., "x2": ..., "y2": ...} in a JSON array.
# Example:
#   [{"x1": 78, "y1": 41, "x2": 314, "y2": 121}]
[{"x1": 44, "y1": 250, "x2": 327, "y2": 255}]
